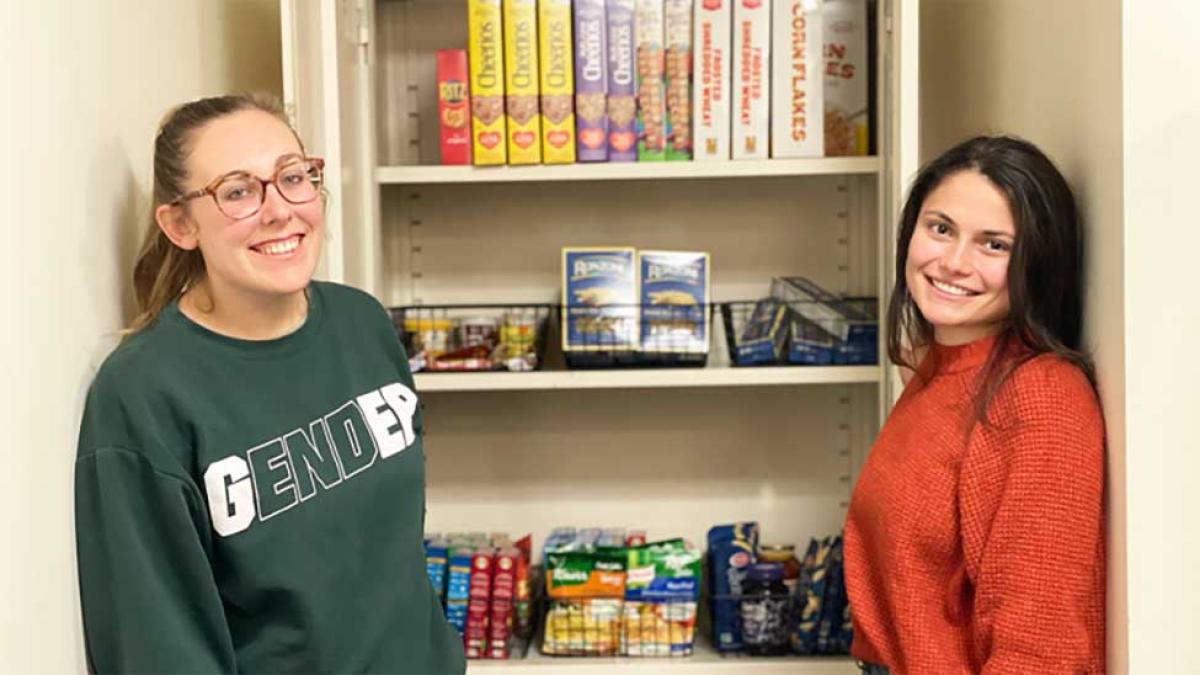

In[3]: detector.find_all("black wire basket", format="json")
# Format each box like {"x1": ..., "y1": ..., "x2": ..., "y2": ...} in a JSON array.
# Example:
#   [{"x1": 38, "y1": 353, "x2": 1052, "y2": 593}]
[
  {"x1": 720, "y1": 298, "x2": 878, "y2": 367},
  {"x1": 540, "y1": 595, "x2": 699, "y2": 658},
  {"x1": 389, "y1": 304, "x2": 552, "y2": 373},
  {"x1": 560, "y1": 302, "x2": 713, "y2": 369}
]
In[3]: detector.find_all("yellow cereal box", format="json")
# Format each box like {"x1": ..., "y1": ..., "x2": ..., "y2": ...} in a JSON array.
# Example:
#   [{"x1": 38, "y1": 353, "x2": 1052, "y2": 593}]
[
  {"x1": 539, "y1": 0, "x2": 577, "y2": 164},
  {"x1": 468, "y1": 0, "x2": 507, "y2": 165},
  {"x1": 504, "y1": 0, "x2": 542, "y2": 164}
]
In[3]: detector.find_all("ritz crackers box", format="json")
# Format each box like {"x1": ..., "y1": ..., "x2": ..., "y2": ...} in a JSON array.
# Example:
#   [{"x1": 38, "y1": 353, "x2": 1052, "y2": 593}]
[
  {"x1": 732, "y1": 0, "x2": 770, "y2": 159},
  {"x1": 693, "y1": 0, "x2": 731, "y2": 160},
  {"x1": 468, "y1": 0, "x2": 506, "y2": 165},
  {"x1": 664, "y1": 0, "x2": 694, "y2": 160},
  {"x1": 539, "y1": 0, "x2": 577, "y2": 164},
  {"x1": 606, "y1": 0, "x2": 638, "y2": 162},
  {"x1": 437, "y1": 50, "x2": 472, "y2": 165},
  {"x1": 635, "y1": 0, "x2": 667, "y2": 161},
  {"x1": 771, "y1": 0, "x2": 824, "y2": 157},
  {"x1": 503, "y1": 0, "x2": 542, "y2": 164},
  {"x1": 574, "y1": 0, "x2": 609, "y2": 161},
  {"x1": 824, "y1": 0, "x2": 869, "y2": 156}
]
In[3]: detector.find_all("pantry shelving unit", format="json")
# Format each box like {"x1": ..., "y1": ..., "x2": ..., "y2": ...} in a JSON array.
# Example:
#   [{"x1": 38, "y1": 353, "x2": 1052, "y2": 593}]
[{"x1": 281, "y1": 0, "x2": 919, "y2": 672}]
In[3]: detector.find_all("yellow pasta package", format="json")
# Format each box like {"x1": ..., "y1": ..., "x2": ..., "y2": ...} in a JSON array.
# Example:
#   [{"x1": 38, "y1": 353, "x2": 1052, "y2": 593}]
[
  {"x1": 468, "y1": 0, "x2": 507, "y2": 165},
  {"x1": 539, "y1": 0, "x2": 576, "y2": 164},
  {"x1": 504, "y1": 0, "x2": 542, "y2": 164}
]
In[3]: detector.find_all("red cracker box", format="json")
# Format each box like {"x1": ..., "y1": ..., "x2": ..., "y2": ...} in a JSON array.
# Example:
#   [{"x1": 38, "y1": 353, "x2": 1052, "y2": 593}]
[
  {"x1": 732, "y1": 0, "x2": 770, "y2": 159},
  {"x1": 465, "y1": 597, "x2": 491, "y2": 658},
  {"x1": 693, "y1": 0, "x2": 731, "y2": 160},
  {"x1": 437, "y1": 50, "x2": 472, "y2": 165},
  {"x1": 771, "y1": 0, "x2": 824, "y2": 157},
  {"x1": 469, "y1": 548, "x2": 494, "y2": 600}
]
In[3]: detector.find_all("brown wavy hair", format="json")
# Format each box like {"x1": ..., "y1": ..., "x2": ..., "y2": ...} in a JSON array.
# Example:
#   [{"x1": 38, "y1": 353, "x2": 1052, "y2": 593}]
[
  {"x1": 128, "y1": 93, "x2": 298, "y2": 333},
  {"x1": 887, "y1": 135, "x2": 1096, "y2": 426}
]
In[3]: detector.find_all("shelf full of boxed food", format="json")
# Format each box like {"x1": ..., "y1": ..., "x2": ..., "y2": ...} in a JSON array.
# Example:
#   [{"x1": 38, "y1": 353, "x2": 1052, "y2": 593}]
[{"x1": 434, "y1": 0, "x2": 872, "y2": 167}]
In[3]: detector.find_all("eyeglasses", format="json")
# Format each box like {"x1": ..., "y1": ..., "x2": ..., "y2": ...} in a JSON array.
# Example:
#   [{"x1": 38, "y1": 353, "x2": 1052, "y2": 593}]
[{"x1": 170, "y1": 157, "x2": 325, "y2": 220}]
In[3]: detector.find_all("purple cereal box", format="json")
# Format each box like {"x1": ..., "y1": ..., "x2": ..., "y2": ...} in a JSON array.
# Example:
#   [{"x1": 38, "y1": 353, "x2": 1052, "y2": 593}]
[
  {"x1": 606, "y1": 0, "x2": 637, "y2": 162},
  {"x1": 575, "y1": 0, "x2": 609, "y2": 162}
]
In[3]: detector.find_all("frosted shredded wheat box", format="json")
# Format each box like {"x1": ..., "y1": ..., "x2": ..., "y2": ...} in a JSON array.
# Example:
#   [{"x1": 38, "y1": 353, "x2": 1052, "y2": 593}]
[
  {"x1": 732, "y1": 0, "x2": 770, "y2": 159},
  {"x1": 693, "y1": 0, "x2": 731, "y2": 160}
]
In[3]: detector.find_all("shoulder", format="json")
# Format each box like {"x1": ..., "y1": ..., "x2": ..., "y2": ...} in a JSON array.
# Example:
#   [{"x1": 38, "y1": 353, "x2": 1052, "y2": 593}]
[
  {"x1": 313, "y1": 280, "x2": 387, "y2": 314},
  {"x1": 998, "y1": 353, "x2": 1100, "y2": 420}
]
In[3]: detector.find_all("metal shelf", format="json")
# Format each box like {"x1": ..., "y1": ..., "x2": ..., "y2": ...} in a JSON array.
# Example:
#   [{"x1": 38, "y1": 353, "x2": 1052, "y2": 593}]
[
  {"x1": 467, "y1": 643, "x2": 857, "y2": 674},
  {"x1": 415, "y1": 365, "x2": 880, "y2": 392}
]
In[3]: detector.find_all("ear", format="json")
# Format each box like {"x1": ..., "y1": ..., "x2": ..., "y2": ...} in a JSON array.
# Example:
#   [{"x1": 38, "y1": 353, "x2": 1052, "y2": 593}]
[{"x1": 155, "y1": 202, "x2": 200, "y2": 251}]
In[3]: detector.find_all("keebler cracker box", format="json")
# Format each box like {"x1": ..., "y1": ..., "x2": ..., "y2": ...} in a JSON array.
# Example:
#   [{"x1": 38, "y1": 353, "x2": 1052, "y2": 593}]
[
  {"x1": 635, "y1": 0, "x2": 666, "y2": 161},
  {"x1": 504, "y1": 0, "x2": 542, "y2": 164},
  {"x1": 732, "y1": 0, "x2": 771, "y2": 159},
  {"x1": 606, "y1": 0, "x2": 638, "y2": 162},
  {"x1": 574, "y1": 0, "x2": 609, "y2": 161},
  {"x1": 693, "y1": 0, "x2": 731, "y2": 160},
  {"x1": 437, "y1": 49, "x2": 472, "y2": 165},
  {"x1": 539, "y1": 0, "x2": 576, "y2": 164},
  {"x1": 664, "y1": 0, "x2": 694, "y2": 160},
  {"x1": 562, "y1": 247, "x2": 639, "y2": 352},
  {"x1": 468, "y1": 0, "x2": 506, "y2": 165},
  {"x1": 771, "y1": 0, "x2": 824, "y2": 157}
]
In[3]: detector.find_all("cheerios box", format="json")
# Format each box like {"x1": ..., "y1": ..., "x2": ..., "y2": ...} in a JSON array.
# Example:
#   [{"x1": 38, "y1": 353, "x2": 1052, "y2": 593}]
[
  {"x1": 638, "y1": 250, "x2": 710, "y2": 354},
  {"x1": 504, "y1": 0, "x2": 542, "y2": 164},
  {"x1": 468, "y1": 0, "x2": 507, "y2": 165},
  {"x1": 732, "y1": 0, "x2": 771, "y2": 159},
  {"x1": 562, "y1": 247, "x2": 639, "y2": 351},
  {"x1": 606, "y1": 0, "x2": 638, "y2": 162},
  {"x1": 693, "y1": 0, "x2": 731, "y2": 161},
  {"x1": 771, "y1": 0, "x2": 824, "y2": 157},
  {"x1": 539, "y1": 0, "x2": 576, "y2": 164},
  {"x1": 574, "y1": 0, "x2": 609, "y2": 162}
]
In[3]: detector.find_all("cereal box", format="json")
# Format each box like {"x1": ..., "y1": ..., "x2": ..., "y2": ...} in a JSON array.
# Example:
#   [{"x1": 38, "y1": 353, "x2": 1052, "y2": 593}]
[
  {"x1": 574, "y1": 0, "x2": 609, "y2": 162},
  {"x1": 771, "y1": 0, "x2": 824, "y2": 157},
  {"x1": 638, "y1": 250, "x2": 710, "y2": 354},
  {"x1": 732, "y1": 0, "x2": 770, "y2": 159},
  {"x1": 539, "y1": 0, "x2": 576, "y2": 164},
  {"x1": 664, "y1": 0, "x2": 693, "y2": 160},
  {"x1": 468, "y1": 0, "x2": 507, "y2": 165},
  {"x1": 635, "y1": 0, "x2": 666, "y2": 161},
  {"x1": 824, "y1": 0, "x2": 869, "y2": 156},
  {"x1": 503, "y1": 0, "x2": 542, "y2": 164},
  {"x1": 605, "y1": 0, "x2": 638, "y2": 162},
  {"x1": 437, "y1": 50, "x2": 472, "y2": 165},
  {"x1": 562, "y1": 247, "x2": 638, "y2": 351},
  {"x1": 693, "y1": 0, "x2": 731, "y2": 160}
]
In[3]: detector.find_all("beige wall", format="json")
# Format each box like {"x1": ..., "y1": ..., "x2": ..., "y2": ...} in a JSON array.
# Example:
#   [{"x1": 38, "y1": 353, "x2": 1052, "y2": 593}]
[
  {"x1": 1122, "y1": 0, "x2": 1200, "y2": 669},
  {"x1": 0, "y1": 1, "x2": 281, "y2": 671},
  {"x1": 919, "y1": 0, "x2": 1128, "y2": 670}
]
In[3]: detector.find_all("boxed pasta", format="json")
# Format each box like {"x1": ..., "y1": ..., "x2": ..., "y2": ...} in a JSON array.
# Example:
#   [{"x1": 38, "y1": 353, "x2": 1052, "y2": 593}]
[
  {"x1": 638, "y1": 250, "x2": 711, "y2": 354},
  {"x1": 562, "y1": 247, "x2": 639, "y2": 352},
  {"x1": 693, "y1": 0, "x2": 731, "y2": 160},
  {"x1": 664, "y1": 0, "x2": 693, "y2": 160},
  {"x1": 503, "y1": 0, "x2": 542, "y2": 164},
  {"x1": 468, "y1": 0, "x2": 507, "y2": 165},
  {"x1": 437, "y1": 50, "x2": 472, "y2": 165},
  {"x1": 824, "y1": 0, "x2": 869, "y2": 156},
  {"x1": 606, "y1": 0, "x2": 638, "y2": 162},
  {"x1": 732, "y1": 0, "x2": 770, "y2": 159},
  {"x1": 772, "y1": 276, "x2": 877, "y2": 359},
  {"x1": 771, "y1": 0, "x2": 824, "y2": 157},
  {"x1": 735, "y1": 298, "x2": 789, "y2": 365},
  {"x1": 539, "y1": 0, "x2": 576, "y2": 164},
  {"x1": 635, "y1": 0, "x2": 667, "y2": 161},
  {"x1": 574, "y1": 0, "x2": 609, "y2": 161}
]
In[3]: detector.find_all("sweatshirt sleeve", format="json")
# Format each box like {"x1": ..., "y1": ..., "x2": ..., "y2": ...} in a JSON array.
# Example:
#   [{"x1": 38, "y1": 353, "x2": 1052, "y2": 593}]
[
  {"x1": 75, "y1": 447, "x2": 238, "y2": 674},
  {"x1": 958, "y1": 358, "x2": 1106, "y2": 674}
]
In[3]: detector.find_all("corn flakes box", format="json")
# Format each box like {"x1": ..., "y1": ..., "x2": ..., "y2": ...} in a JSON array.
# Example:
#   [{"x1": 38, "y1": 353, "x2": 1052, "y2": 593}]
[
  {"x1": 824, "y1": 0, "x2": 869, "y2": 156},
  {"x1": 636, "y1": 0, "x2": 666, "y2": 161},
  {"x1": 504, "y1": 0, "x2": 542, "y2": 164},
  {"x1": 574, "y1": 0, "x2": 609, "y2": 161},
  {"x1": 664, "y1": 0, "x2": 693, "y2": 160},
  {"x1": 771, "y1": 0, "x2": 824, "y2": 157},
  {"x1": 468, "y1": 0, "x2": 507, "y2": 165},
  {"x1": 638, "y1": 250, "x2": 710, "y2": 354},
  {"x1": 539, "y1": 0, "x2": 576, "y2": 164},
  {"x1": 606, "y1": 0, "x2": 638, "y2": 162},
  {"x1": 732, "y1": 0, "x2": 770, "y2": 159},
  {"x1": 562, "y1": 247, "x2": 639, "y2": 352},
  {"x1": 693, "y1": 0, "x2": 731, "y2": 160}
]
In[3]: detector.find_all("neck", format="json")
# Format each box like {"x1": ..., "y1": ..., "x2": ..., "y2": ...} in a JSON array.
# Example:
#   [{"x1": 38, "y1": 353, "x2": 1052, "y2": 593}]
[
  {"x1": 180, "y1": 278, "x2": 308, "y2": 341},
  {"x1": 933, "y1": 321, "x2": 1004, "y2": 347}
]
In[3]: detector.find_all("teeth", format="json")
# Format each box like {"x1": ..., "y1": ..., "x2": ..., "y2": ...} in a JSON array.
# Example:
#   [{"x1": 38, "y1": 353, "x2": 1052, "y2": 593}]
[
  {"x1": 930, "y1": 278, "x2": 974, "y2": 296},
  {"x1": 256, "y1": 236, "x2": 300, "y2": 256}
]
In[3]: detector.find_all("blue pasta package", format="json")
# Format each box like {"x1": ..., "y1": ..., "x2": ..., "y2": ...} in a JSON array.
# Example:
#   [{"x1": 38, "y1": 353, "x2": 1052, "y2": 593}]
[
  {"x1": 707, "y1": 522, "x2": 759, "y2": 652},
  {"x1": 639, "y1": 250, "x2": 711, "y2": 354},
  {"x1": 562, "y1": 247, "x2": 639, "y2": 352}
]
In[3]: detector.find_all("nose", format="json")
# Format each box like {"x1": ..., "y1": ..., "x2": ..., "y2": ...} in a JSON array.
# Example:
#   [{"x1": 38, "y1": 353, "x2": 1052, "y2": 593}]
[
  {"x1": 258, "y1": 182, "x2": 293, "y2": 227},
  {"x1": 939, "y1": 240, "x2": 973, "y2": 276}
]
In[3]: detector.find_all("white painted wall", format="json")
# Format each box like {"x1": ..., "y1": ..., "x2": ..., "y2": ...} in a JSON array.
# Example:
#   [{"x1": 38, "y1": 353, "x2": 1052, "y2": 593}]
[
  {"x1": 0, "y1": 1, "x2": 281, "y2": 671},
  {"x1": 1121, "y1": 1, "x2": 1200, "y2": 670}
]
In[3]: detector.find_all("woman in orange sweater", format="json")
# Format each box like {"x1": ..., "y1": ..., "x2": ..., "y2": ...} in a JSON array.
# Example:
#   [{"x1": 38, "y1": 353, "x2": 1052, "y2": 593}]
[{"x1": 844, "y1": 136, "x2": 1106, "y2": 675}]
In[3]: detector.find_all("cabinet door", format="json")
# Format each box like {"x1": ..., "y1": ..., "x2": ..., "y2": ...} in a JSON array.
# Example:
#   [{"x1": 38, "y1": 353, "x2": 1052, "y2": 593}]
[{"x1": 280, "y1": 0, "x2": 378, "y2": 290}]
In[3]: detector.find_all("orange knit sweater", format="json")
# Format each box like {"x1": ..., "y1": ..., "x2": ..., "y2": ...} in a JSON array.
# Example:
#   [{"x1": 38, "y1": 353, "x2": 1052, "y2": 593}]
[{"x1": 844, "y1": 335, "x2": 1106, "y2": 674}]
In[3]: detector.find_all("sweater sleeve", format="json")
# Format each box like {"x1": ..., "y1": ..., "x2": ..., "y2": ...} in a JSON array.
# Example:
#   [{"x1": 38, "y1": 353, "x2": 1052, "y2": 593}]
[
  {"x1": 75, "y1": 447, "x2": 238, "y2": 674},
  {"x1": 958, "y1": 357, "x2": 1106, "y2": 674}
]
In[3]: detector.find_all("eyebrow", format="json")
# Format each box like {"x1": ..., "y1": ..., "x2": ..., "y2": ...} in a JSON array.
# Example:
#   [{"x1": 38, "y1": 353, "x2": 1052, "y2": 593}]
[
  {"x1": 921, "y1": 210, "x2": 1014, "y2": 238},
  {"x1": 211, "y1": 154, "x2": 306, "y2": 182}
]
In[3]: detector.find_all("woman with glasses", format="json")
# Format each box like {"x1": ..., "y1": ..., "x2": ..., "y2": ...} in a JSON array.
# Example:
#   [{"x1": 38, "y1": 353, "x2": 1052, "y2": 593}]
[{"x1": 74, "y1": 94, "x2": 466, "y2": 674}]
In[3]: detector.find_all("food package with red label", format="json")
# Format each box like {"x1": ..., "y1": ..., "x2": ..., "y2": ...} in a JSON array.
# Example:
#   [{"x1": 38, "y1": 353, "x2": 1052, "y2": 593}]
[{"x1": 437, "y1": 49, "x2": 472, "y2": 165}]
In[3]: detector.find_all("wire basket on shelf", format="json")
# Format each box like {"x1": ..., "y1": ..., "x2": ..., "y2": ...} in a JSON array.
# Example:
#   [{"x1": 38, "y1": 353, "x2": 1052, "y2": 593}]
[
  {"x1": 540, "y1": 595, "x2": 698, "y2": 658},
  {"x1": 720, "y1": 297, "x2": 878, "y2": 367},
  {"x1": 389, "y1": 304, "x2": 551, "y2": 373},
  {"x1": 560, "y1": 302, "x2": 712, "y2": 369}
]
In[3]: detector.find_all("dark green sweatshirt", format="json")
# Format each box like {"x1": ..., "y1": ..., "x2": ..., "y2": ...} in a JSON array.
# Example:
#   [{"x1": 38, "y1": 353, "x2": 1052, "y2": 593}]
[{"x1": 75, "y1": 281, "x2": 465, "y2": 674}]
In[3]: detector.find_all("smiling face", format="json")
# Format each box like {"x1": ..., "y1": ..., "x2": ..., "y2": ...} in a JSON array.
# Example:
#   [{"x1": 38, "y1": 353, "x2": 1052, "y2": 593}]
[
  {"x1": 160, "y1": 108, "x2": 324, "y2": 305},
  {"x1": 905, "y1": 170, "x2": 1016, "y2": 346}
]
